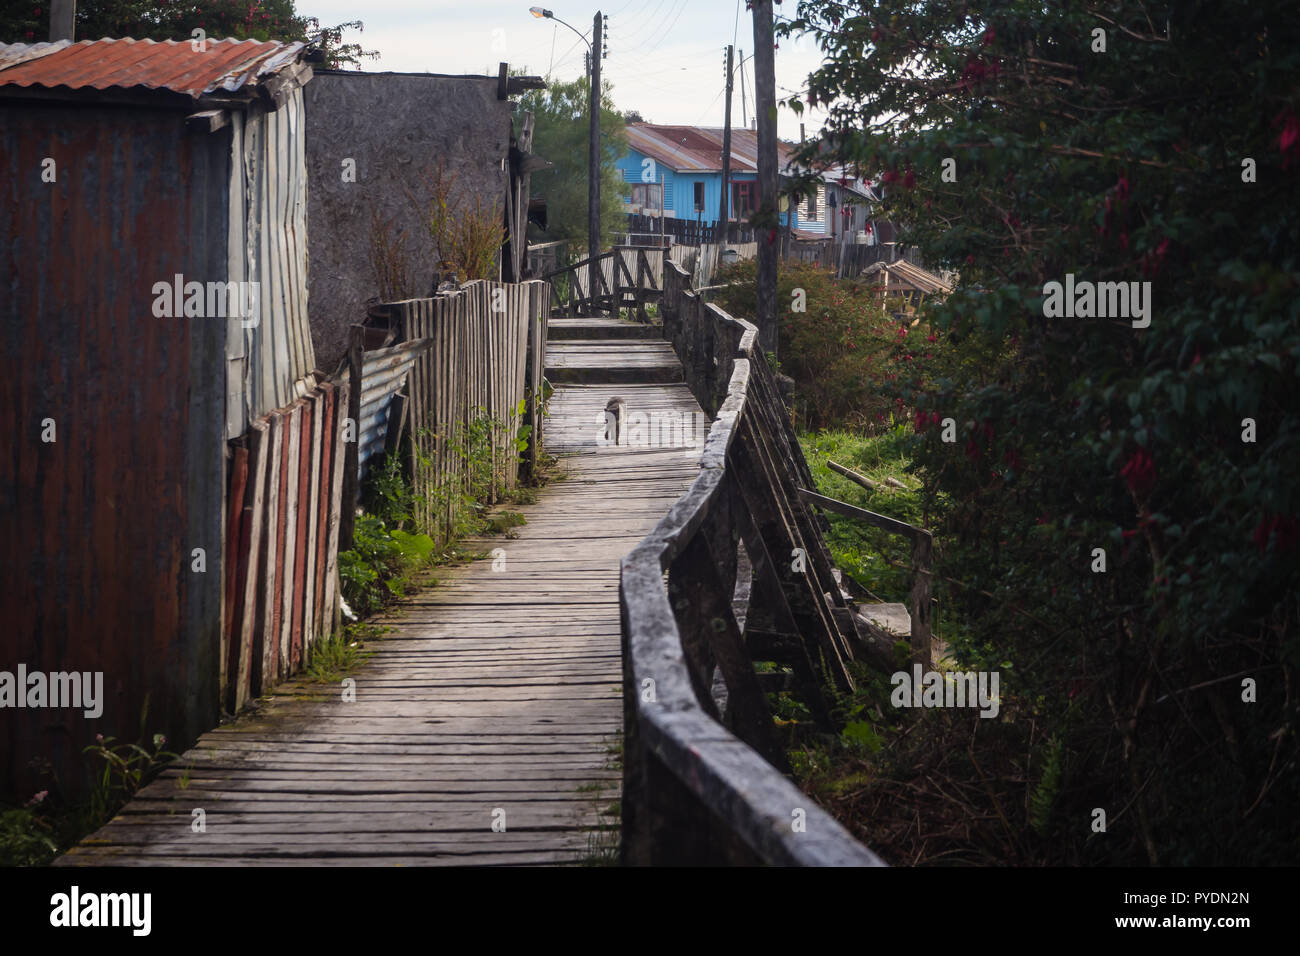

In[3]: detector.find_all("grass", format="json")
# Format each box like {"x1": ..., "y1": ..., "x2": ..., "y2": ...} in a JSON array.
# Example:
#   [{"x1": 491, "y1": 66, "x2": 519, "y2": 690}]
[
  {"x1": 577, "y1": 732, "x2": 623, "y2": 866},
  {"x1": 304, "y1": 621, "x2": 385, "y2": 684},
  {"x1": 799, "y1": 420, "x2": 928, "y2": 602},
  {"x1": 1, "y1": 728, "x2": 180, "y2": 867}
]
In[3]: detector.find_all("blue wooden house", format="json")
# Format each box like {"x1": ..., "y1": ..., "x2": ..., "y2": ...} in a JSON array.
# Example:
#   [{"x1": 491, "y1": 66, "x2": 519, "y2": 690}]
[{"x1": 618, "y1": 123, "x2": 801, "y2": 229}]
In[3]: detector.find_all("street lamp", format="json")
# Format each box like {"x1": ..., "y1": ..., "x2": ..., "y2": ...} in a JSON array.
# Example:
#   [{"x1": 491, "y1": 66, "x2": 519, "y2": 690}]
[
  {"x1": 529, "y1": 8, "x2": 587, "y2": 50},
  {"x1": 529, "y1": 6, "x2": 602, "y2": 315}
]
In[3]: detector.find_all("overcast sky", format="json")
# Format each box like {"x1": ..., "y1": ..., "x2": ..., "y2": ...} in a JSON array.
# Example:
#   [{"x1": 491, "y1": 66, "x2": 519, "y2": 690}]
[{"x1": 300, "y1": 0, "x2": 829, "y2": 141}]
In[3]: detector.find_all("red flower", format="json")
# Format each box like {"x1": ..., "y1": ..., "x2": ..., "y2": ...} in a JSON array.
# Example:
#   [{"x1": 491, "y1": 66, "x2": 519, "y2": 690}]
[
  {"x1": 1140, "y1": 236, "x2": 1170, "y2": 277},
  {"x1": 1120, "y1": 447, "x2": 1156, "y2": 498},
  {"x1": 965, "y1": 439, "x2": 980, "y2": 460},
  {"x1": 982, "y1": 26, "x2": 995, "y2": 46},
  {"x1": 1254, "y1": 514, "x2": 1299, "y2": 554},
  {"x1": 904, "y1": 167, "x2": 916, "y2": 189},
  {"x1": 1275, "y1": 109, "x2": 1300, "y2": 169}
]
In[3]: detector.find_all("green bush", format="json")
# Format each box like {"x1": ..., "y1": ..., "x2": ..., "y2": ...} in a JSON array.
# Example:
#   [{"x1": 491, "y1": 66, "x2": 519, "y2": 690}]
[
  {"x1": 713, "y1": 259, "x2": 920, "y2": 430},
  {"x1": 781, "y1": 0, "x2": 1300, "y2": 864}
]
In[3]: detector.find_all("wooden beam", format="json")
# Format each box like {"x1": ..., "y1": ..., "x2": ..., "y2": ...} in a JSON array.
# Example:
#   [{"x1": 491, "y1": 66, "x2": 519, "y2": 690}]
[
  {"x1": 797, "y1": 487, "x2": 925, "y2": 541},
  {"x1": 827, "y1": 458, "x2": 879, "y2": 492},
  {"x1": 506, "y1": 75, "x2": 548, "y2": 95},
  {"x1": 186, "y1": 109, "x2": 230, "y2": 133}
]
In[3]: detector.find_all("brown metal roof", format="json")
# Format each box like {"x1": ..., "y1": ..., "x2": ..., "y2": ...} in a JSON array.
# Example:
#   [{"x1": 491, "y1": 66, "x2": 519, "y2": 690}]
[
  {"x1": 0, "y1": 37, "x2": 305, "y2": 100},
  {"x1": 626, "y1": 122, "x2": 799, "y2": 174}
]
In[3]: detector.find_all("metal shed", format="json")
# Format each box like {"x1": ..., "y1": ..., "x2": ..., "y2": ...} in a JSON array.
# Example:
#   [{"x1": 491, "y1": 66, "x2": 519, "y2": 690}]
[{"x1": 0, "y1": 37, "x2": 315, "y2": 801}]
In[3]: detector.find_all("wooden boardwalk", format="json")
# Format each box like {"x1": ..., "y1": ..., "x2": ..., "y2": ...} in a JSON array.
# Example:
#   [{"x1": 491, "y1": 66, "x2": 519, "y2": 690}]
[{"x1": 59, "y1": 319, "x2": 704, "y2": 866}]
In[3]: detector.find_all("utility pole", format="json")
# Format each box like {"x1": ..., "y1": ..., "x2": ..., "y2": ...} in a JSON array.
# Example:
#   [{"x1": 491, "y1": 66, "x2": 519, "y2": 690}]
[
  {"x1": 739, "y1": 47, "x2": 748, "y2": 129},
  {"x1": 588, "y1": 11, "x2": 603, "y2": 316},
  {"x1": 718, "y1": 44, "x2": 734, "y2": 237},
  {"x1": 49, "y1": 0, "x2": 75, "y2": 40},
  {"x1": 752, "y1": 0, "x2": 778, "y2": 354}
]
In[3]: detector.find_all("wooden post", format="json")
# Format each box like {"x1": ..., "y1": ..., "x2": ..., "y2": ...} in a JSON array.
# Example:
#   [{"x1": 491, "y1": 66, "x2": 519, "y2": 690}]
[
  {"x1": 739, "y1": 47, "x2": 747, "y2": 128},
  {"x1": 49, "y1": 0, "x2": 75, "y2": 41},
  {"x1": 339, "y1": 325, "x2": 364, "y2": 551},
  {"x1": 587, "y1": 12, "x2": 603, "y2": 317},
  {"x1": 659, "y1": 175, "x2": 665, "y2": 250},
  {"x1": 910, "y1": 531, "x2": 933, "y2": 668},
  {"x1": 719, "y1": 44, "x2": 734, "y2": 229},
  {"x1": 752, "y1": 0, "x2": 778, "y2": 356}
]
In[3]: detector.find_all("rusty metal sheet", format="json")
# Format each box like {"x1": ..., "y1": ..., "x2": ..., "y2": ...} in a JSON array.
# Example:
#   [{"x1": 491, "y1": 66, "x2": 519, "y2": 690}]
[
  {"x1": 357, "y1": 338, "x2": 431, "y2": 477},
  {"x1": 0, "y1": 104, "x2": 228, "y2": 801},
  {"x1": 0, "y1": 37, "x2": 305, "y2": 99}
]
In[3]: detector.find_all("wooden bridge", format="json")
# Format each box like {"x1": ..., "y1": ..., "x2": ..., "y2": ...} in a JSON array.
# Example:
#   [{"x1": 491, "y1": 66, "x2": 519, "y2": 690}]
[
  {"x1": 61, "y1": 261, "x2": 900, "y2": 866},
  {"x1": 544, "y1": 245, "x2": 667, "y2": 319}
]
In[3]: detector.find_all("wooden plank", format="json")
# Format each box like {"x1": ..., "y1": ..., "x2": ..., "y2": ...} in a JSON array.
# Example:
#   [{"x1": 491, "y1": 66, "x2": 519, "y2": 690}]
[
  {"x1": 302, "y1": 388, "x2": 324, "y2": 659},
  {"x1": 289, "y1": 398, "x2": 313, "y2": 673},
  {"x1": 278, "y1": 402, "x2": 302, "y2": 681},
  {"x1": 910, "y1": 531, "x2": 933, "y2": 668},
  {"x1": 257, "y1": 412, "x2": 284, "y2": 694},
  {"x1": 313, "y1": 383, "x2": 336, "y2": 646},
  {"x1": 236, "y1": 419, "x2": 269, "y2": 710},
  {"x1": 221, "y1": 444, "x2": 249, "y2": 707},
  {"x1": 796, "y1": 487, "x2": 923, "y2": 541},
  {"x1": 340, "y1": 326, "x2": 364, "y2": 550},
  {"x1": 270, "y1": 408, "x2": 292, "y2": 683}
]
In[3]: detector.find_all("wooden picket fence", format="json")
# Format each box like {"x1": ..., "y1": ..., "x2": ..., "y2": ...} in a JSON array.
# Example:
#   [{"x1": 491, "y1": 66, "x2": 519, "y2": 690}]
[
  {"x1": 382, "y1": 279, "x2": 550, "y2": 545},
  {"x1": 221, "y1": 377, "x2": 349, "y2": 714}
]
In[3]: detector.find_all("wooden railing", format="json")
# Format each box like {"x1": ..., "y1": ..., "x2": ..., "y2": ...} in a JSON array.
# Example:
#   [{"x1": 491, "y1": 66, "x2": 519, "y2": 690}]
[
  {"x1": 619, "y1": 260, "x2": 886, "y2": 865},
  {"x1": 543, "y1": 246, "x2": 664, "y2": 317},
  {"x1": 625, "y1": 211, "x2": 757, "y2": 246},
  {"x1": 795, "y1": 488, "x2": 933, "y2": 668}
]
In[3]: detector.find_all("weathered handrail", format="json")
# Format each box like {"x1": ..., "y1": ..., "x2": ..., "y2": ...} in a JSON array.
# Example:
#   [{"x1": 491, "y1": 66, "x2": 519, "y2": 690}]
[
  {"x1": 619, "y1": 260, "x2": 886, "y2": 866},
  {"x1": 795, "y1": 487, "x2": 933, "y2": 667},
  {"x1": 542, "y1": 246, "x2": 663, "y2": 318}
]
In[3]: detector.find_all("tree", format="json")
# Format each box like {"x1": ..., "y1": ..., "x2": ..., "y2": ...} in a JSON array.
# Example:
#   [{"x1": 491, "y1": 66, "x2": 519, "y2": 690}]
[
  {"x1": 779, "y1": 1, "x2": 1300, "y2": 864},
  {"x1": 518, "y1": 76, "x2": 630, "y2": 255}
]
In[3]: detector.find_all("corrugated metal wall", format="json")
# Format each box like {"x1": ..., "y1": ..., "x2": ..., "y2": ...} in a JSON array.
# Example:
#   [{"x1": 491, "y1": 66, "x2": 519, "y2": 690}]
[
  {"x1": 357, "y1": 338, "x2": 426, "y2": 478},
  {"x1": 226, "y1": 88, "x2": 315, "y2": 440},
  {"x1": 0, "y1": 105, "x2": 229, "y2": 801}
]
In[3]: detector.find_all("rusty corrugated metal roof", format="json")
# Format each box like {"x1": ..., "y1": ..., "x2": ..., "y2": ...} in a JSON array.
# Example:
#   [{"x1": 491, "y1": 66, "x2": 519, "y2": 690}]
[
  {"x1": 627, "y1": 122, "x2": 800, "y2": 175},
  {"x1": 0, "y1": 37, "x2": 304, "y2": 99}
]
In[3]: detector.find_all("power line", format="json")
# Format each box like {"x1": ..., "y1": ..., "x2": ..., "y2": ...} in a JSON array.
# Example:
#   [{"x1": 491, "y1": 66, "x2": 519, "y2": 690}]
[{"x1": 640, "y1": 0, "x2": 690, "y2": 56}]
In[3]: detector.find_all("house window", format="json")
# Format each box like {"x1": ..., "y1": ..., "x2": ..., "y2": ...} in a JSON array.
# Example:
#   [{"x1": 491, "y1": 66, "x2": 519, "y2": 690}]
[
  {"x1": 806, "y1": 188, "x2": 818, "y2": 221},
  {"x1": 731, "y1": 181, "x2": 756, "y2": 219},
  {"x1": 630, "y1": 183, "x2": 661, "y2": 212},
  {"x1": 693, "y1": 181, "x2": 705, "y2": 212}
]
